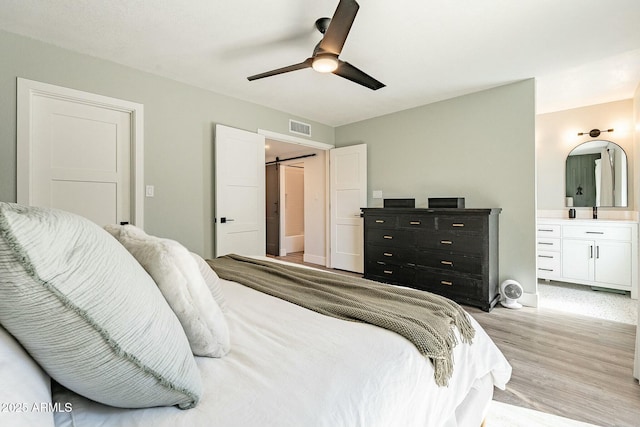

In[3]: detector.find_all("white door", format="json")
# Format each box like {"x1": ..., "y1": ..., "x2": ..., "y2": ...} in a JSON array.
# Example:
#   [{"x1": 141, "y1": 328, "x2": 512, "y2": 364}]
[
  {"x1": 215, "y1": 124, "x2": 265, "y2": 257},
  {"x1": 17, "y1": 78, "x2": 144, "y2": 227},
  {"x1": 330, "y1": 144, "x2": 367, "y2": 273}
]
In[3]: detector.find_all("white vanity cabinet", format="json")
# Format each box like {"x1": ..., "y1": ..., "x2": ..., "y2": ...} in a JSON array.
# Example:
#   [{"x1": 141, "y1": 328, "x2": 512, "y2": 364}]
[
  {"x1": 537, "y1": 219, "x2": 638, "y2": 299},
  {"x1": 536, "y1": 224, "x2": 561, "y2": 280}
]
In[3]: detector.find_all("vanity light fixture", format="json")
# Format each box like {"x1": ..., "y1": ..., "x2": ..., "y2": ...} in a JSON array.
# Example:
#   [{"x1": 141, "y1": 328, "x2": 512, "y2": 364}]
[{"x1": 577, "y1": 128, "x2": 614, "y2": 138}]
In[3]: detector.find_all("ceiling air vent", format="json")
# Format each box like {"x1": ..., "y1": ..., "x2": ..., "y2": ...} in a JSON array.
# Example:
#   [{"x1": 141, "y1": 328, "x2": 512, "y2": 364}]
[{"x1": 289, "y1": 119, "x2": 311, "y2": 137}]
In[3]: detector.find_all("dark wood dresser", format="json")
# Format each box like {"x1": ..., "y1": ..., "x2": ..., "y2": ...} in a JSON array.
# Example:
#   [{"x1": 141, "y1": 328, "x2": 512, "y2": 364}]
[{"x1": 362, "y1": 208, "x2": 501, "y2": 312}]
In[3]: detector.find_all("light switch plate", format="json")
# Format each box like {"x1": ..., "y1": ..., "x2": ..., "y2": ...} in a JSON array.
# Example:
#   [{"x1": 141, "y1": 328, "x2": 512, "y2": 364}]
[
  {"x1": 372, "y1": 190, "x2": 383, "y2": 199},
  {"x1": 145, "y1": 185, "x2": 155, "y2": 197}
]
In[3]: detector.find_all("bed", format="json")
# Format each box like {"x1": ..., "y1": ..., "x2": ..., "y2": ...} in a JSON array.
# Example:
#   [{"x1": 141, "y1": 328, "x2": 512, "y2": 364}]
[{"x1": 0, "y1": 202, "x2": 511, "y2": 427}]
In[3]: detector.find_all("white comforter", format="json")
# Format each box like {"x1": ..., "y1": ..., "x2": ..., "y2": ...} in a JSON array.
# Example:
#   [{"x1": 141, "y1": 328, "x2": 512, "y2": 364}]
[{"x1": 54, "y1": 278, "x2": 511, "y2": 427}]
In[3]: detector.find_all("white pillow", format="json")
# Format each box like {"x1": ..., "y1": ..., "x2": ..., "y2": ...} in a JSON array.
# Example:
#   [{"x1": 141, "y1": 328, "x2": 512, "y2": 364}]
[
  {"x1": 190, "y1": 252, "x2": 228, "y2": 313},
  {"x1": 0, "y1": 326, "x2": 55, "y2": 427},
  {"x1": 105, "y1": 224, "x2": 230, "y2": 358},
  {"x1": 0, "y1": 202, "x2": 202, "y2": 409}
]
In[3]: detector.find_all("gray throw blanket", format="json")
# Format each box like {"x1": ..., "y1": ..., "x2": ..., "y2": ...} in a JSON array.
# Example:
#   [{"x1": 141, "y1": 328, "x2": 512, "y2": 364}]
[{"x1": 206, "y1": 254, "x2": 475, "y2": 386}]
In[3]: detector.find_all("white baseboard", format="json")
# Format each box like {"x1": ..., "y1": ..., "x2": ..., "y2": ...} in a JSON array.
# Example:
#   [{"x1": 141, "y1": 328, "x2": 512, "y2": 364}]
[
  {"x1": 303, "y1": 253, "x2": 325, "y2": 266},
  {"x1": 285, "y1": 235, "x2": 304, "y2": 253},
  {"x1": 520, "y1": 291, "x2": 539, "y2": 308}
]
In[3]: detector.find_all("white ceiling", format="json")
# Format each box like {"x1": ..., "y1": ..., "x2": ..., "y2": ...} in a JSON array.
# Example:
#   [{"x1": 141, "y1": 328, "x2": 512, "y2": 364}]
[{"x1": 1, "y1": 0, "x2": 639, "y2": 127}]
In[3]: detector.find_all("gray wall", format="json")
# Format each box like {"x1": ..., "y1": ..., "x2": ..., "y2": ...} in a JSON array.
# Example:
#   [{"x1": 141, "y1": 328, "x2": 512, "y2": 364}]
[
  {"x1": 0, "y1": 30, "x2": 538, "y2": 294},
  {"x1": 335, "y1": 80, "x2": 537, "y2": 297},
  {"x1": 0, "y1": 30, "x2": 334, "y2": 257}
]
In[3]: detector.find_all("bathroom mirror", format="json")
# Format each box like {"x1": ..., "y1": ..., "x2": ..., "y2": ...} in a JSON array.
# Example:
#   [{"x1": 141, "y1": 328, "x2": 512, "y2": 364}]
[{"x1": 565, "y1": 140, "x2": 628, "y2": 207}]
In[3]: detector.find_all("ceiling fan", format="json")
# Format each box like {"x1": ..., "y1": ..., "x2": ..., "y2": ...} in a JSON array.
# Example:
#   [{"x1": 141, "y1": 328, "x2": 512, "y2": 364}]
[{"x1": 247, "y1": 0, "x2": 385, "y2": 90}]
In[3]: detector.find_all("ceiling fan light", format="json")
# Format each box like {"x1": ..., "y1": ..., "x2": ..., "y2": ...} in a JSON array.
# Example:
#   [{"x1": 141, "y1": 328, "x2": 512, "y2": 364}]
[{"x1": 312, "y1": 55, "x2": 339, "y2": 73}]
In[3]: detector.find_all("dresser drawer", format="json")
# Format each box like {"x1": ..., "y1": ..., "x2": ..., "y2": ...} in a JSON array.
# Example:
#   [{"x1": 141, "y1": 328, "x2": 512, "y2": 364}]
[
  {"x1": 417, "y1": 250, "x2": 482, "y2": 276},
  {"x1": 418, "y1": 231, "x2": 484, "y2": 255},
  {"x1": 366, "y1": 244, "x2": 415, "y2": 264},
  {"x1": 537, "y1": 237, "x2": 560, "y2": 252},
  {"x1": 537, "y1": 224, "x2": 560, "y2": 238},
  {"x1": 537, "y1": 251, "x2": 561, "y2": 279},
  {"x1": 364, "y1": 215, "x2": 398, "y2": 229},
  {"x1": 562, "y1": 225, "x2": 632, "y2": 241},
  {"x1": 415, "y1": 268, "x2": 482, "y2": 300},
  {"x1": 397, "y1": 215, "x2": 436, "y2": 230},
  {"x1": 367, "y1": 229, "x2": 415, "y2": 247},
  {"x1": 436, "y1": 216, "x2": 484, "y2": 233},
  {"x1": 366, "y1": 262, "x2": 415, "y2": 285}
]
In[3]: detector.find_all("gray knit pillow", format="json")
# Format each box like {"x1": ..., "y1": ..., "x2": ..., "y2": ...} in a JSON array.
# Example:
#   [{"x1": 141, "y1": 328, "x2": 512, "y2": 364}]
[{"x1": 0, "y1": 202, "x2": 202, "y2": 409}]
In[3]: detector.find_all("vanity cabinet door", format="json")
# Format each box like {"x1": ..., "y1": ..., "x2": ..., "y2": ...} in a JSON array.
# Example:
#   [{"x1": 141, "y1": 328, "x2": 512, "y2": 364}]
[
  {"x1": 562, "y1": 239, "x2": 594, "y2": 282},
  {"x1": 595, "y1": 241, "x2": 632, "y2": 287}
]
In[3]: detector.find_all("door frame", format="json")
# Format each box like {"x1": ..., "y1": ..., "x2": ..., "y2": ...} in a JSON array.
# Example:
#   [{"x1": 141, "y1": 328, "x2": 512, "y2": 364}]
[
  {"x1": 16, "y1": 78, "x2": 145, "y2": 227},
  {"x1": 258, "y1": 129, "x2": 334, "y2": 265}
]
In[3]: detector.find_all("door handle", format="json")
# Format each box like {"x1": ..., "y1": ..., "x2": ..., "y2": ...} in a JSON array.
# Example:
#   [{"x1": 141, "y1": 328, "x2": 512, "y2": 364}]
[{"x1": 220, "y1": 217, "x2": 235, "y2": 224}]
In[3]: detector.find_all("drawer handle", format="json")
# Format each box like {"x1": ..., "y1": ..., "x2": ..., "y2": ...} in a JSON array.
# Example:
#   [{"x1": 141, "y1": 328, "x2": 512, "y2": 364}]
[
  {"x1": 410, "y1": 221, "x2": 421, "y2": 225},
  {"x1": 383, "y1": 270, "x2": 393, "y2": 274},
  {"x1": 441, "y1": 260, "x2": 454, "y2": 266},
  {"x1": 375, "y1": 220, "x2": 385, "y2": 223},
  {"x1": 538, "y1": 268, "x2": 554, "y2": 272},
  {"x1": 440, "y1": 240, "x2": 453, "y2": 245},
  {"x1": 441, "y1": 280, "x2": 453, "y2": 286},
  {"x1": 377, "y1": 261, "x2": 386, "y2": 265},
  {"x1": 452, "y1": 223, "x2": 465, "y2": 227},
  {"x1": 383, "y1": 252, "x2": 393, "y2": 257},
  {"x1": 538, "y1": 255, "x2": 554, "y2": 259},
  {"x1": 586, "y1": 231, "x2": 604, "y2": 234},
  {"x1": 383, "y1": 235, "x2": 393, "y2": 239},
  {"x1": 538, "y1": 242, "x2": 553, "y2": 245},
  {"x1": 538, "y1": 228, "x2": 554, "y2": 232}
]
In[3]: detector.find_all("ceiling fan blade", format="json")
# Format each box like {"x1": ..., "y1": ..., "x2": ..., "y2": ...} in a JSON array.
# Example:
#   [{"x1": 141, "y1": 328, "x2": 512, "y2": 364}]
[
  {"x1": 333, "y1": 60, "x2": 385, "y2": 90},
  {"x1": 247, "y1": 58, "x2": 313, "y2": 81},
  {"x1": 318, "y1": 0, "x2": 359, "y2": 55}
]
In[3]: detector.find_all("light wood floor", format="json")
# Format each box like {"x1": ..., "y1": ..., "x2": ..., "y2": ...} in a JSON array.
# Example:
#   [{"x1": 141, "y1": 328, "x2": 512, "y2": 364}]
[
  {"x1": 468, "y1": 306, "x2": 639, "y2": 427},
  {"x1": 273, "y1": 253, "x2": 640, "y2": 427}
]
